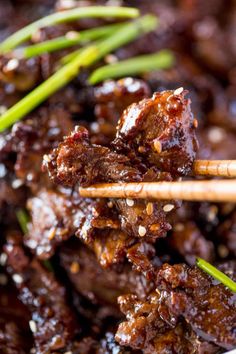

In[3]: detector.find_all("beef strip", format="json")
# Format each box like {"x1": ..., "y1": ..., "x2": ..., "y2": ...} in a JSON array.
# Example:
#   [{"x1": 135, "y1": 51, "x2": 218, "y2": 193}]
[
  {"x1": 0, "y1": 271, "x2": 33, "y2": 354},
  {"x1": 116, "y1": 292, "x2": 219, "y2": 353},
  {"x1": 4, "y1": 236, "x2": 80, "y2": 353},
  {"x1": 113, "y1": 89, "x2": 198, "y2": 177},
  {"x1": 156, "y1": 263, "x2": 236, "y2": 350},
  {"x1": 91, "y1": 78, "x2": 150, "y2": 145},
  {"x1": 60, "y1": 240, "x2": 154, "y2": 308}
]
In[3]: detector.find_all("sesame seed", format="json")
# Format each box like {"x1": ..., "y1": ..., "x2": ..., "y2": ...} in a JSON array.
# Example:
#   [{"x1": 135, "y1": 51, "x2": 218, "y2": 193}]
[
  {"x1": 29, "y1": 320, "x2": 37, "y2": 333},
  {"x1": 208, "y1": 127, "x2": 225, "y2": 143},
  {"x1": 150, "y1": 223, "x2": 160, "y2": 232},
  {"x1": 12, "y1": 179, "x2": 24, "y2": 189},
  {"x1": 64, "y1": 351, "x2": 72, "y2": 354},
  {"x1": 0, "y1": 253, "x2": 7, "y2": 266},
  {"x1": 0, "y1": 105, "x2": 7, "y2": 115},
  {"x1": 174, "y1": 87, "x2": 184, "y2": 95},
  {"x1": 5, "y1": 58, "x2": 19, "y2": 71},
  {"x1": 105, "y1": 54, "x2": 118, "y2": 64},
  {"x1": 138, "y1": 225, "x2": 146, "y2": 237},
  {"x1": 12, "y1": 274, "x2": 23, "y2": 284},
  {"x1": 193, "y1": 118, "x2": 198, "y2": 128},
  {"x1": 43, "y1": 154, "x2": 51, "y2": 163},
  {"x1": 153, "y1": 140, "x2": 162, "y2": 153},
  {"x1": 138, "y1": 146, "x2": 145, "y2": 153},
  {"x1": 126, "y1": 198, "x2": 134, "y2": 207},
  {"x1": 146, "y1": 202, "x2": 154, "y2": 215},
  {"x1": 70, "y1": 261, "x2": 80, "y2": 274},
  {"x1": 30, "y1": 349, "x2": 36, "y2": 354},
  {"x1": 163, "y1": 204, "x2": 175, "y2": 212},
  {"x1": 65, "y1": 31, "x2": 80, "y2": 40},
  {"x1": 107, "y1": 201, "x2": 113, "y2": 208},
  {"x1": 0, "y1": 274, "x2": 8, "y2": 285},
  {"x1": 48, "y1": 227, "x2": 56, "y2": 240}
]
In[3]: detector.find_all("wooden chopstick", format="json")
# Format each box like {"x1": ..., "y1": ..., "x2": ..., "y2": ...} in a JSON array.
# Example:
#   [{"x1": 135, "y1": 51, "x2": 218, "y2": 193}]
[
  {"x1": 79, "y1": 179, "x2": 236, "y2": 202},
  {"x1": 194, "y1": 160, "x2": 236, "y2": 177}
]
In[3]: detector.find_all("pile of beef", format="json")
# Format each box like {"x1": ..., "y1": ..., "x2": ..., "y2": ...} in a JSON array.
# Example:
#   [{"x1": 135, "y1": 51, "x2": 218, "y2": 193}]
[{"x1": 0, "y1": 0, "x2": 236, "y2": 353}]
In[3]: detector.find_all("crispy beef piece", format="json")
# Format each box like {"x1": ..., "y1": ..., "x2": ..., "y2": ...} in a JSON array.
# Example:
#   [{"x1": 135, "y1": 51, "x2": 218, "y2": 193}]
[
  {"x1": 60, "y1": 241, "x2": 154, "y2": 307},
  {"x1": 169, "y1": 221, "x2": 215, "y2": 264},
  {"x1": 0, "y1": 55, "x2": 40, "y2": 91},
  {"x1": 25, "y1": 188, "x2": 95, "y2": 259},
  {"x1": 0, "y1": 272, "x2": 33, "y2": 353},
  {"x1": 116, "y1": 292, "x2": 219, "y2": 353},
  {"x1": 91, "y1": 78, "x2": 150, "y2": 144},
  {"x1": 114, "y1": 90, "x2": 198, "y2": 177},
  {"x1": 44, "y1": 125, "x2": 142, "y2": 187},
  {"x1": 156, "y1": 263, "x2": 236, "y2": 350},
  {"x1": 0, "y1": 105, "x2": 73, "y2": 188},
  {"x1": 4, "y1": 240, "x2": 80, "y2": 353}
]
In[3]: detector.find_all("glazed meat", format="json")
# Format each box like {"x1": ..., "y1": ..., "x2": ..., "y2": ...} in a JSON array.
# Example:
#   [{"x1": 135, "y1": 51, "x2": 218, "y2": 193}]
[
  {"x1": 4, "y1": 237, "x2": 80, "y2": 353},
  {"x1": 116, "y1": 263, "x2": 236, "y2": 352},
  {"x1": 0, "y1": 0, "x2": 236, "y2": 353},
  {"x1": 44, "y1": 89, "x2": 198, "y2": 186},
  {"x1": 114, "y1": 89, "x2": 198, "y2": 177}
]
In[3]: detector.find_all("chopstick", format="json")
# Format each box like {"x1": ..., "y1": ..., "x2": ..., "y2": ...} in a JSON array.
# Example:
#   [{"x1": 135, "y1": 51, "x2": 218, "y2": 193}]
[
  {"x1": 79, "y1": 179, "x2": 236, "y2": 202},
  {"x1": 194, "y1": 160, "x2": 236, "y2": 177}
]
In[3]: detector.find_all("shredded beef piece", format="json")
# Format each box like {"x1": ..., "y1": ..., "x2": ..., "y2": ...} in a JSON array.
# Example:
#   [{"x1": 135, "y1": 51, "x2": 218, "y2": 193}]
[
  {"x1": 0, "y1": 273, "x2": 33, "y2": 354},
  {"x1": 60, "y1": 241, "x2": 154, "y2": 307},
  {"x1": 116, "y1": 292, "x2": 219, "y2": 353},
  {"x1": 0, "y1": 105, "x2": 73, "y2": 188},
  {"x1": 4, "y1": 239, "x2": 80, "y2": 353},
  {"x1": 217, "y1": 211, "x2": 236, "y2": 256},
  {"x1": 44, "y1": 125, "x2": 142, "y2": 187},
  {"x1": 91, "y1": 78, "x2": 150, "y2": 144},
  {"x1": 25, "y1": 188, "x2": 94, "y2": 259},
  {"x1": 114, "y1": 90, "x2": 198, "y2": 177},
  {"x1": 156, "y1": 263, "x2": 236, "y2": 350}
]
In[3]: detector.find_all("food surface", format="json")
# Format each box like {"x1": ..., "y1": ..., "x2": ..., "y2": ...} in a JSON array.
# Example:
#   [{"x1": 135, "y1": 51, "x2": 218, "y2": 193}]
[{"x1": 0, "y1": 1, "x2": 236, "y2": 353}]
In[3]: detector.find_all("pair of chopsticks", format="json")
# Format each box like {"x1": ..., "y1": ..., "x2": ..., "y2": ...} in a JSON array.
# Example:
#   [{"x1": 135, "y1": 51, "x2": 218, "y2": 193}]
[{"x1": 80, "y1": 160, "x2": 236, "y2": 202}]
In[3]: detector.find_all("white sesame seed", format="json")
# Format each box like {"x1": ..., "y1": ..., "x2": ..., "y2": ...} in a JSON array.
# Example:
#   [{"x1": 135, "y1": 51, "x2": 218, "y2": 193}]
[
  {"x1": 12, "y1": 179, "x2": 24, "y2": 189},
  {"x1": 126, "y1": 198, "x2": 134, "y2": 207},
  {"x1": 208, "y1": 127, "x2": 225, "y2": 144},
  {"x1": 12, "y1": 274, "x2": 23, "y2": 284},
  {"x1": 65, "y1": 31, "x2": 79, "y2": 40},
  {"x1": 0, "y1": 105, "x2": 7, "y2": 115},
  {"x1": 107, "y1": 201, "x2": 113, "y2": 208},
  {"x1": 0, "y1": 253, "x2": 7, "y2": 266},
  {"x1": 138, "y1": 225, "x2": 146, "y2": 237},
  {"x1": 64, "y1": 351, "x2": 73, "y2": 354},
  {"x1": 5, "y1": 58, "x2": 19, "y2": 71},
  {"x1": 105, "y1": 54, "x2": 118, "y2": 64},
  {"x1": 43, "y1": 154, "x2": 51, "y2": 163},
  {"x1": 0, "y1": 274, "x2": 8, "y2": 285},
  {"x1": 29, "y1": 320, "x2": 37, "y2": 333},
  {"x1": 30, "y1": 349, "x2": 36, "y2": 354},
  {"x1": 174, "y1": 87, "x2": 184, "y2": 95},
  {"x1": 163, "y1": 204, "x2": 175, "y2": 212}
]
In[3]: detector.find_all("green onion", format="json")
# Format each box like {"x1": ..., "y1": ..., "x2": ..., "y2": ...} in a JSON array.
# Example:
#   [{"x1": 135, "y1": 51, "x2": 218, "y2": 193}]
[
  {"x1": 196, "y1": 257, "x2": 236, "y2": 293},
  {"x1": 0, "y1": 15, "x2": 158, "y2": 132},
  {"x1": 0, "y1": 46, "x2": 97, "y2": 132},
  {"x1": 63, "y1": 14, "x2": 158, "y2": 65},
  {"x1": 0, "y1": 6, "x2": 139, "y2": 53},
  {"x1": 16, "y1": 209, "x2": 29, "y2": 234},
  {"x1": 18, "y1": 23, "x2": 124, "y2": 59},
  {"x1": 89, "y1": 49, "x2": 174, "y2": 84}
]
